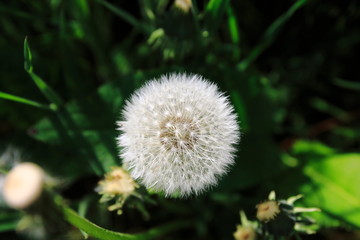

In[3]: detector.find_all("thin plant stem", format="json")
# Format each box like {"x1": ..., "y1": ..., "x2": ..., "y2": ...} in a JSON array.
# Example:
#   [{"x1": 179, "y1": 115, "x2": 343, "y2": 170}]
[
  {"x1": 237, "y1": 0, "x2": 308, "y2": 71},
  {"x1": 94, "y1": 0, "x2": 153, "y2": 34}
]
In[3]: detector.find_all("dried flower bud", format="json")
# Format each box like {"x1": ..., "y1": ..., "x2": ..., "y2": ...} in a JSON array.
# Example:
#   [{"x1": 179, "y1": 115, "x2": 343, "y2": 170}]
[
  {"x1": 97, "y1": 167, "x2": 139, "y2": 213},
  {"x1": 233, "y1": 226, "x2": 256, "y2": 240},
  {"x1": 98, "y1": 166, "x2": 138, "y2": 196},
  {"x1": 174, "y1": 0, "x2": 192, "y2": 13},
  {"x1": 256, "y1": 200, "x2": 280, "y2": 222},
  {"x1": 3, "y1": 162, "x2": 44, "y2": 209}
]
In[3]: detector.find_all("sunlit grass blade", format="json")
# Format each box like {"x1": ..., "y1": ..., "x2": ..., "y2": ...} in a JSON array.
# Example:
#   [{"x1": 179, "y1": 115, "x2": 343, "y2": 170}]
[
  {"x1": 77, "y1": 198, "x2": 91, "y2": 239},
  {"x1": 205, "y1": 0, "x2": 229, "y2": 33},
  {"x1": 24, "y1": 37, "x2": 63, "y2": 109},
  {"x1": 94, "y1": 0, "x2": 152, "y2": 34},
  {"x1": 0, "y1": 91, "x2": 53, "y2": 110},
  {"x1": 0, "y1": 221, "x2": 18, "y2": 232},
  {"x1": 226, "y1": 3, "x2": 241, "y2": 59},
  {"x1": 227, "y1": 5, "x2": 240, "y2": 45},
  {"x1": 0, "y1": 213, "x2": 20, "y2": 232},
  {"x1": 205, "y1": 0, "x2": 226, "y2": 17},
  {"x1": 75, "y1": 0, "x2": 90, "y2": 18},
  {"x1": 56, "y1": 196, "x2": 191, "y2": 240},
  {"x1": 237, "y1": 0, "x2": 308, "y2": 71}
]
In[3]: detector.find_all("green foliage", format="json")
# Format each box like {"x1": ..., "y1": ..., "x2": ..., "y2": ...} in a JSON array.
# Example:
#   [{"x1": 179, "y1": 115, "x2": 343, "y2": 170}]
[
  {"x1": 0, "y1": 212, "x2": 20, "y2": 233},
  {"x1": 0, "y1": 0, "x2": 359, "y2": 239},
  {"x1": 302, "y1": 153, "x2": 360, "y2": 228}
]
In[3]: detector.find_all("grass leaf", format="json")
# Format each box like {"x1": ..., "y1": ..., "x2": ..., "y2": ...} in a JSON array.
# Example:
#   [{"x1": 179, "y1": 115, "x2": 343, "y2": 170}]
[
  {"x1": 23, "y1": 38, "x2": 63, "y2": 108},
  {"x1": 237, "y1": 0, "x2": 308, "y2": 71},
  {"x1": 302, "y1": 153, "x2": 360, "y2": 228},
  {"x1": 205, "y1": 0, "x2": 230, "y2": 33},
  {"x1": 334, "y1": 78, "x2": 360, "y2": 91},
  {"x1": 0, "y1": 91, "x2": 52, "y2": 110},
  {"x1": 94, "y1": 0, "x2": 152, "y2": 34},
  {"x1": 57, "y1": 197, "x2": 190, "y2": 240}
]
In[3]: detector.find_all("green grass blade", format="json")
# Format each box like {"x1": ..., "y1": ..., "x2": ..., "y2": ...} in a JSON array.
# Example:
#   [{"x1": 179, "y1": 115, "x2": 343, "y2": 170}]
[
  {"x1": 0, "y1": 5, "x2": 33, "y2": 19},
  {"x1": 237, "y1": 0, "x2": 308, "y2": 71},
  {"x1": 334, "y1": 78, "x2": 360, "y2": 91},
  {"x1": 75, "y1": 0, "x2": 90, "y2": 18},
  {"x1": 24, "y1": 37, "x2": 33, "y2": 72},
  {"x1": 205, "y1": 0, "x2": 225, "y2": 15},
  {"x1": 227, "y1": 5, "x2": 240, "y2": 45},
  {"x1": 94, "y1": 0, "x2": 152, "y2": 34},
  {"x1": 0, "y1": 221, "x2": 17, "y2": 232},
  {"x1": 0, "y1": 213, "x2": 20, "y2": 232},
  {"x1": 226, "y1": 3, "x2": 241, "y2": 59},
  {"x1": 205, "y1": 0, "x2": 229, "y2": 33},
  {"x1": 57, "y1": 198, "x2": 190, "y2": 240},
  {"x1": 24, "y1": 38, "x2": 63, "y2": 108},
  {"x1": 27, "y1": 72, "x2": 63, "y2": 108},
  {"x1": 60, "y1": 204, "x2": 138, "y2": 240},
  {"x1": 0, "y1": 91, "x2": 53, "y2": 110}
]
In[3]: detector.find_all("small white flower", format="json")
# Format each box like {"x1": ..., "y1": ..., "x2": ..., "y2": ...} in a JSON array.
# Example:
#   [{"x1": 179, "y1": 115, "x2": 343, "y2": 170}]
[{"x1": 117, "y1": 73, "x2": 240, "y2": 197}]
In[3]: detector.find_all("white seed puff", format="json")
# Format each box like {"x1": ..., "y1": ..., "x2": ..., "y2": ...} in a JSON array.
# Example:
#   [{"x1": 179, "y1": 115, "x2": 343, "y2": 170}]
[{"x1": 117, "y1": 73, "x2": 240, "y2": 197}]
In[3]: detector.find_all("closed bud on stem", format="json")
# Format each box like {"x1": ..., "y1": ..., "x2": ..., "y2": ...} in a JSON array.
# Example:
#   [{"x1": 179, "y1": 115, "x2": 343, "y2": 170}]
[
  {"x1": 3, "y1": 162, "x2": 44, "y2": 209},
  {"x1": 233, "y1": 226, "x2": 256, "y2": 240},
  {"x1": 174, "y1": 0, "x2": 192, "y2": 13},
  {"x1": 97, "y1": 166, "x2": 139, "y2": 214}
]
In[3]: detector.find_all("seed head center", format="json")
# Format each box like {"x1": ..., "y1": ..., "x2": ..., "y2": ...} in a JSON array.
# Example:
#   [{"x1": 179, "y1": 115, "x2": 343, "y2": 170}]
[{"x1": 159, "y1": 116, "x2": 199, "y2": 151}]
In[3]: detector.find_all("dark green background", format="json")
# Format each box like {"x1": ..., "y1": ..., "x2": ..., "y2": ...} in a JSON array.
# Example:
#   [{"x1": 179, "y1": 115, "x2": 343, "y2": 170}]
[{"x1": 0, "y1": 0, "x2": 359, "y2": 239}]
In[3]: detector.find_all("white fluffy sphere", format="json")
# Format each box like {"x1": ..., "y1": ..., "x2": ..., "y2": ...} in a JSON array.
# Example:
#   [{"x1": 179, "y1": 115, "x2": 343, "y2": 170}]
[{"x1": 117, "y1": 73, "x2": 240, "y2": 197}]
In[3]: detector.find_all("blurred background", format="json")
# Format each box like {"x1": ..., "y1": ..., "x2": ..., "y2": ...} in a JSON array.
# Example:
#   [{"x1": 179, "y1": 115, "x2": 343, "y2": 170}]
[{"x1": 0, "y1": 0, "x2": 359, "y2": 239}]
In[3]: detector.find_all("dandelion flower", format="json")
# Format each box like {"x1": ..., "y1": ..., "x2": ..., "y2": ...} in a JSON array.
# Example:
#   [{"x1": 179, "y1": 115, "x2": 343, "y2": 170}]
[
  {"x1": 233, "y1": 226, "x2": 256, "y2": 240},
  {"x1": 117, "y1": 73, "x2": 240, "y2": 197},
  {"x1": 2, "y1": 162, "x2": 44, "y2": 209},
  {"x1": 97, "y1": 166, "x2": 139, "y2": 213},
  {"x1": 98, "y1": 166, "x2": 138, "y2": 196},
  {"x1": 256, "y1": 200, "x2": 280, "y2": 222}
]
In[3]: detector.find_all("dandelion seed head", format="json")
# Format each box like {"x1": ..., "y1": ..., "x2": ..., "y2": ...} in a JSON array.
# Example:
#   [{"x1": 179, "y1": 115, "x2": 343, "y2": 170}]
[{"x1": 117, "y1": 73, "x2": 240, "y2": 197}]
